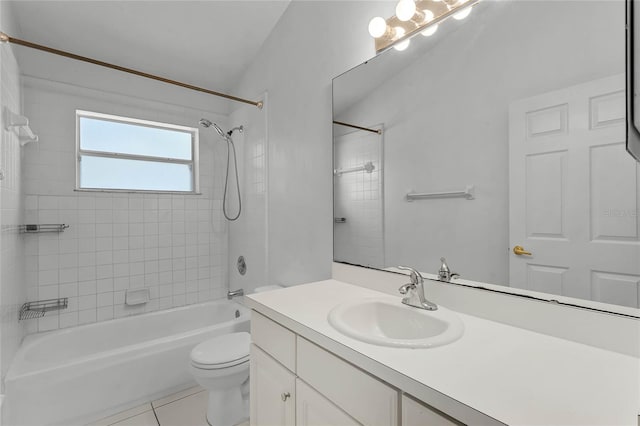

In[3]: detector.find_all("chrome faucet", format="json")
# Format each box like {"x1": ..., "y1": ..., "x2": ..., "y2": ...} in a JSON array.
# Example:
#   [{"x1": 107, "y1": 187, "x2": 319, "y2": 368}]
[
  {"x1": 437, "y1": 257, "x2": 459, "y2": 282},
  {"x1": 227, "y1": 289, "x2": 244, "y2": 300},
  {"x1": 397, "y1": 266, "x2": 437, "y2": 311}
]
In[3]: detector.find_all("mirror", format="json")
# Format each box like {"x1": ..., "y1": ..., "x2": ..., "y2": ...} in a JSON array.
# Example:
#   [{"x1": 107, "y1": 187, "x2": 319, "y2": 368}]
[
  {"x1": 627, "y1": 0, "x2": 640, "y2": 160},
  {"x1": 333, "y1": 0, "x2": 640, "y2": 313}
]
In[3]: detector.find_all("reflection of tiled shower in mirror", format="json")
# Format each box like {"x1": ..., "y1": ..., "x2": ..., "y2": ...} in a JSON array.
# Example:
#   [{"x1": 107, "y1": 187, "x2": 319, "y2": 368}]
[{"x1": 333, "y1": 125, "x2": 384, "y2": 268}]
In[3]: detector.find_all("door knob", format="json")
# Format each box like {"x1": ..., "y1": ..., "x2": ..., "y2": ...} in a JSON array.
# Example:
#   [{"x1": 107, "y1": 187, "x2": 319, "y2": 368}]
[
  {"x1": 281, "y1": 392, "x2": 291, "y2": 401},
  {"x1": 513, "y1": 245, "x2": 532, "y2": 256}
]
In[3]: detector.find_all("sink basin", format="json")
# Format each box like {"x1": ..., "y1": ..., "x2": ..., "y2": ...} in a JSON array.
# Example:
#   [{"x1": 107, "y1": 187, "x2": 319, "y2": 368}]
[{"x1": 327, "y1": 298, "x2": 464, "y2": 348}]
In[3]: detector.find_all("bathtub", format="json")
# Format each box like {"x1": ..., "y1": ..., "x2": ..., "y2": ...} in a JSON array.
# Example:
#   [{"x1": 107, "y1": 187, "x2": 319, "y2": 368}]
[{"x1": 4, "y1": 299, "x2": 250, "y2": 426}]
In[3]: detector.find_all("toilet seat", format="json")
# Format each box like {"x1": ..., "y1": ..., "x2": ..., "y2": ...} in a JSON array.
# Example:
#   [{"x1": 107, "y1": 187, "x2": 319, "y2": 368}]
[{"x1": 190, "y1": 332, "x2": 250, "y2": 370}]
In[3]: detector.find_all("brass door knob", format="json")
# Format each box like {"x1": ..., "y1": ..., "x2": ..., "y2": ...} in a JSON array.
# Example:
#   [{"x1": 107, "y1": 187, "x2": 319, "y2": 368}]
[{"x1": 513, "y1": 245, "x2": 532, "y2": 256}]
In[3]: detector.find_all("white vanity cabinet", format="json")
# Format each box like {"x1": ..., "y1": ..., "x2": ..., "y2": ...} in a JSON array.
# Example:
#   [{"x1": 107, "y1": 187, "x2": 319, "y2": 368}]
[
  {"x1": 250, "y1": 344, "x2": 296, "y2": 426},
  {"x1": 295, "y1": 379, "x2": 361, "y2": 426},
  {"x1": 402, "y1": 395, "x2": 461, "y2": 426},
  {"x1": 250, "y1": 311, "x2": 296, "y2": 426},
  {"x1": 250, "y1": 310, "x2": 463, "y2": 426}
]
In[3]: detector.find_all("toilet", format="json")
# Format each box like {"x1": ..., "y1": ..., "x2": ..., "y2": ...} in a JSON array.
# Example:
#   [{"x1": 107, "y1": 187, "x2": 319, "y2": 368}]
[
  {"x1": 190, "y1": 286, "x2": 283, "y2": 425},
  {"x1": 190, "y1": 332, "x2": 250, "y2": 426}
]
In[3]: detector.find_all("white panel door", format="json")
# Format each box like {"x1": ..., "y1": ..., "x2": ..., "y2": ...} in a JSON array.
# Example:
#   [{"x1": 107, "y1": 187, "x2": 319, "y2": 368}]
[
  {"x1": 509, "y1": 74, "x2": 640, "y2": 307},
  {"x1": 250, "y1": 344, "x2": 295, "y2": 426},
  {"x1": 296, "y1": 379, "x2": 362, "y2": 426}
]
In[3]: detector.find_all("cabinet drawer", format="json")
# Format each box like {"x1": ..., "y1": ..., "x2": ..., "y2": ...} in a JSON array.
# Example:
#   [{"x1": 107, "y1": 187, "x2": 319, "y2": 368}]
[
  {"x1": 251, "y1": 310, "x2": 296, "y2": 372},
  {"x1": 297, "y1": 337, "x2": 398, "y2": 426},
  {"x1": 296, "y1": 378, "x2": 361, "y2": 426},
  {"x1": 402, "y1": 394, "x2": 462, "y2": 426}
]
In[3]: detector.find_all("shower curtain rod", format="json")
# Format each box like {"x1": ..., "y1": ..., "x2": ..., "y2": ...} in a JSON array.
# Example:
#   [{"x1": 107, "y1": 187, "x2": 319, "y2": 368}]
[
  {"x1": 333, "y1": 120, "x2": 382, "y2": 135},
  {"x1": 0, "y1": 32, "x2": 263, "y2": 109}
]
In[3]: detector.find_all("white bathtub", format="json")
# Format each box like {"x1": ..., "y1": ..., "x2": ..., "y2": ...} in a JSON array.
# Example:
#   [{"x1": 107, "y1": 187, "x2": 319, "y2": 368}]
[{"x1": 4, "y1": 299, "x2": 250, "y2": 426}]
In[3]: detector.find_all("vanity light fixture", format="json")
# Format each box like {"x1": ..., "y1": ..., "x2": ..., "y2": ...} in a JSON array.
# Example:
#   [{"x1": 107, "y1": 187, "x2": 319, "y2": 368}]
[{"x1": 368, "y1": 0, "x2": 480, "y2": 53}]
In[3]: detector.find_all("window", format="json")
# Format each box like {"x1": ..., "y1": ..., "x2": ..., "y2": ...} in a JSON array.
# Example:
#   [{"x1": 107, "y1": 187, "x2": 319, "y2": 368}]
[{"x1": 76, "y1": 110, "x2": 199, "y2": 193}]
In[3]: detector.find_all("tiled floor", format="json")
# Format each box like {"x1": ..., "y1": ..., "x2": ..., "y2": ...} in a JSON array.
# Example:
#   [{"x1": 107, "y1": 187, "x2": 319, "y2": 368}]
[{"x1": 90, "y1": 386, "x2": 249, "y2": 426}]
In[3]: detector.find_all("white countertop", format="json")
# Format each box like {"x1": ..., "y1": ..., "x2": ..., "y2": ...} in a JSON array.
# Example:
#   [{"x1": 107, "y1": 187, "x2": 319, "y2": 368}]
[{"x1": 246, "y1": 279, "x2": 639, "y2": 426}]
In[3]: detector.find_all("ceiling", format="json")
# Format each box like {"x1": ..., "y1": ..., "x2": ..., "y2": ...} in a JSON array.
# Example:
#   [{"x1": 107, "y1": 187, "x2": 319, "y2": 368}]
[{"x1": 7, "y1": 1, "x2": 291, "y2": 101}]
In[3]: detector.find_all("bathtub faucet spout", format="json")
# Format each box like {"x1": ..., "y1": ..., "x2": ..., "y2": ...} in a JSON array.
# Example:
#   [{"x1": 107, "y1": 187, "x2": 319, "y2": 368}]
[{"x1": 227, "y1": 289, "x2": 244, "y2": 300}]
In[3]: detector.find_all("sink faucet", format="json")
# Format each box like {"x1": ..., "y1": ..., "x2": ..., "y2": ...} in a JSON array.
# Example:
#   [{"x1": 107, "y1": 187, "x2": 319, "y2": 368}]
[
  {"x1": 397, "y1": 266, "x2": 437, "y2": 311},
  {"x1": 437, "y1": 257, "x2": 460, "y2": 282},
  {"x1": 227, "y1": 289, "x2": 244, "y2": 300}
]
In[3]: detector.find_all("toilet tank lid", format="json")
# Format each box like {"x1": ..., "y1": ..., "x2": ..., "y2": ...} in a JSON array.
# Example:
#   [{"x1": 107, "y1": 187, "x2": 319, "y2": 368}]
[{"x1": 190, "y1": 332, "x2": 250, "y2": 366}]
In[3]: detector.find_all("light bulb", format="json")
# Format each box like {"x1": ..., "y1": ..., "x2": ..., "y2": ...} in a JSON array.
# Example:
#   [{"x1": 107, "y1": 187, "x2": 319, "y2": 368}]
[
  {"x1": 395, "y1": 0, "x2": 416, "y2": 22},
  {"x1": 393, "y1": 27, "x2": 410, "y2": 51},
  {"x1": 422, "y1": 9, "x2": 435, "y2": 22},
  {"x1": 394, "y1": 39, "x2": 411, "y2": 51},
  {"x1": 453, "y1": 6, "x2": 472, "y2": 20},
  {"x1": 368, "y1": 17, "x2": 388, "y2": 38},
  {"x1": 421, "y1": 24, "x2": 438, "y2": 36}
]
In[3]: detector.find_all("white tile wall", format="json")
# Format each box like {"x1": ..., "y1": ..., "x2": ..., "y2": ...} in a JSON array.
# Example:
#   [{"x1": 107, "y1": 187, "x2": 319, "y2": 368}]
[
  {"x1": 228, "y1": 98, "x2": 268, "y2": 294},
  {"x1": 0, "y1": 41, "x2": 26, "y2": 388},
  {"x1": 22, "y1": 77, "x2": 231, "y2": 332},
  {"x1": 333, "y1": 129, "x2": 384, "y2": 268}
]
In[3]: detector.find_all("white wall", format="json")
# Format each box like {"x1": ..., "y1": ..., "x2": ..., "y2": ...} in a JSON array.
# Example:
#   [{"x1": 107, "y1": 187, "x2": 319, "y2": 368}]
[
  {"x1": 228, "y1": 94, "x2": 269, "y2": 294},
  {"x1": 13, "y1": 44, "x2": 233, "y2": 116},
  {"x1": 335, "y1": 0, "x2": 624, "y2": 285},
  {"x1": 20, "y1": 77, "x2": 231, "y2": 331},
  {"x1": 232, "y1": 1, "x2": 395, "y2": 286},
  {"x1": 0, "y1": 1, "x2": 26, "y2": 391}
]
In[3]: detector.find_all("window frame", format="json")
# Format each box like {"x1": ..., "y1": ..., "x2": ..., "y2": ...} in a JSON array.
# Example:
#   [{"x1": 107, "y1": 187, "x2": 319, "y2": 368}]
[{"x1": 75, "y1": 110, "x2": 200, "y2": 194}]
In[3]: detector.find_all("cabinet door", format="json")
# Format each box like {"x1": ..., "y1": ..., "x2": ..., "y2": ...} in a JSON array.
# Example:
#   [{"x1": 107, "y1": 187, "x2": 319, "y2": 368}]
[
  {"x1": 297, "y1": 337, "x2": 398, "y2": 426},
  {"x1": 401, "y1": 395, "x2": 461, "y2": 426},
  {"x1": 296, "y1": 379, "x2": 362, "y2": 426},
  {"x1": 250, "y1": 344, "x2": 295, "y2": 426}
]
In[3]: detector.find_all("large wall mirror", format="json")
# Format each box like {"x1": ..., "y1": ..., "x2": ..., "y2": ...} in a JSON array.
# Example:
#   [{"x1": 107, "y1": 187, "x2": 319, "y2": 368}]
[{"x1": 333, "y1": 0, "x2": 640, "y2": 314}]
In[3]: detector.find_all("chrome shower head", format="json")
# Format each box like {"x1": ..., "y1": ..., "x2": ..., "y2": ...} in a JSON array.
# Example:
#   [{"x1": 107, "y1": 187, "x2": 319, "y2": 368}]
[
  {"x1": 199, "y1": 118, "x2": 227, "y2": 139},
  {"x1": 199, "y1": 118, "x2": 212, "y2": 128}
]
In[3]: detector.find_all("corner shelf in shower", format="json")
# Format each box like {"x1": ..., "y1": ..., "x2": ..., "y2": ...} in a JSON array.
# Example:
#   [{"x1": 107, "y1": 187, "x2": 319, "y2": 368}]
[
  {"x1": 19, "y1": 224, "x2": 69, "y2": 233},
  {"x1": 3, "y1": 107, "x2": 39, "y2": 145},
  {"x1": 19, "y1": 298, "x2": 68, "y2": 321}
]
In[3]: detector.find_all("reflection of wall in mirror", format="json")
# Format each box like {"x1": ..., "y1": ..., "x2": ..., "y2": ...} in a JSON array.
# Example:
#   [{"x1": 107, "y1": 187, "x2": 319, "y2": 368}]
[
  {"x1": 334, "y1": 0, "x2": 624, "y2": 287},
  {"x1": 334, "y1": 127, "x2": 384, "y2": 268}
]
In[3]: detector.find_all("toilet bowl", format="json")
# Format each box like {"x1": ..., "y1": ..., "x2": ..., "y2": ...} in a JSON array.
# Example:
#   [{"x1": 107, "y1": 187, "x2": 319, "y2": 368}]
[{"x1": 190, "y1": 332, "x2": 250, "y2": 426}]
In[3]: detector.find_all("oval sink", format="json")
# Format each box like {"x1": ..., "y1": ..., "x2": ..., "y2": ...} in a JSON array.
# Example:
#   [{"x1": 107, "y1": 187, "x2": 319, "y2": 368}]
[{"x1": 327, "y1": 298, "x2": 464, "y2": 348}]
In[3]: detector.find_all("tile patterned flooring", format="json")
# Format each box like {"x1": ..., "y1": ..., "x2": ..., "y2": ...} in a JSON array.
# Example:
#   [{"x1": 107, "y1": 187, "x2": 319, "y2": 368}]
[{"x1": 89, "y1": 386, "x2": 249, "y2": 426}]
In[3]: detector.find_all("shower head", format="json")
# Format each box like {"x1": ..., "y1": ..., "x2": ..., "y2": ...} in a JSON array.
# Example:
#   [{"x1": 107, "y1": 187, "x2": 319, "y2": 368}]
[
  {"x1": 199, "y1": 118, "x2": 212, "y2": 128},
  {"x1": 199, "y1": 118, "x2": 227, "y2": 139}
]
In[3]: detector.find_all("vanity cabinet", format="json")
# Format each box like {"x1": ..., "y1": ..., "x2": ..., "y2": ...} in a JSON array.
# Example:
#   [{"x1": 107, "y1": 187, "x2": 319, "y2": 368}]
[
  {"x1": 250, "y1": 310, "x2": 462, "y2": 426},
  {"x1": 295, "y1": 379, "x2": 361, "y2": 426},
  {"x1": 296, "y1": 337, "x2": 397, "y2": 426},
  {"x1": 402, "y1": 395, "x2": 462, "y2": 426},
  {"x1": 250, "y1": 344, "x2": 295, "y2": 425}
]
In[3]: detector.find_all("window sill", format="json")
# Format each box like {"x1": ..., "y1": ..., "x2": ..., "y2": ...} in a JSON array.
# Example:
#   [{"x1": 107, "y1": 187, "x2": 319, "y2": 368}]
[{"x1": 74, "y1": 188, "x2": 202, "y2": 195}]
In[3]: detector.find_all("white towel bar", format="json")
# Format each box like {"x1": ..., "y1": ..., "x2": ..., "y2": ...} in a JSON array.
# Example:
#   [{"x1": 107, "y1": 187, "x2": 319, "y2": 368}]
[
  {"x1": 406, "y1": 185, "x2": 475, "y2": 201},
  {"x1": 334, "y1": 161, "x2": 375, "y2": 176}
]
